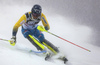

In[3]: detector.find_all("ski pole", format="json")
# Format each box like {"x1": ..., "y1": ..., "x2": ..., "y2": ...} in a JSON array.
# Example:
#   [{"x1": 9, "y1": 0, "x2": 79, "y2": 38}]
[
  {"x1": 0, "y1": 38, "x2": 46, "y2": 53},
  {"x1": 0, "y1": 38, "x2": 15, "y2": 46},
  {"x1": 47, "y1": 31, "x2": 91, "y2": 52},
  {"x1": 37, "y1": 26, "x2": 91, "y2": 52},
  {"x1": 0, "y1": 38, "x2": 10, "y2": 42}
]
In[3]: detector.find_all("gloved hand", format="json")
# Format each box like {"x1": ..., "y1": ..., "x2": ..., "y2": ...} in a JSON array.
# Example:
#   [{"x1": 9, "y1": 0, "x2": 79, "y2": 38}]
[
  {"x1": 10, "y1": 36, "x2": 16, "y2": 46},
  {"x1": 45, "y1": 26, "x2": 49, "y2": 30}
]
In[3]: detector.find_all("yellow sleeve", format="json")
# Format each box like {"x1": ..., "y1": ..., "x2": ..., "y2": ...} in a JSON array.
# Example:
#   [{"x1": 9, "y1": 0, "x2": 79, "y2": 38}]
[
  {"x1": 12, "y1": 14, "x2": 26, "y2": 36},
  {"x1": 41, "y1": 13, "x2": 50, "y2": 30}
]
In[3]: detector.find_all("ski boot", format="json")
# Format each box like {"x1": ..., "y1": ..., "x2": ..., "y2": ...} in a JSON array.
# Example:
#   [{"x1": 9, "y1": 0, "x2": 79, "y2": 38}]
[
  {"x1": 58, "y1": 56, "x2": 68, "y2": 64},
  {"x1": 45, "y1": 52, "x2": 51, "y2": 60},
  {"x1": 62, "y1": 57, "x2": 68, "y2": 64}
]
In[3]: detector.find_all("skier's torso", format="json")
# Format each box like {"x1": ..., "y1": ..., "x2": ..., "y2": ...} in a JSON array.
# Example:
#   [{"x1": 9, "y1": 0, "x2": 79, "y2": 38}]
[
  {"x1": 22, "y1": 20, "x2": 38, "y2": 30},
  {"x1": 12, "y1": 11, "x2": 50, "y2": 36},
  {"x1": 22, "y1": 12, "x2": 41, "y2": 30}
]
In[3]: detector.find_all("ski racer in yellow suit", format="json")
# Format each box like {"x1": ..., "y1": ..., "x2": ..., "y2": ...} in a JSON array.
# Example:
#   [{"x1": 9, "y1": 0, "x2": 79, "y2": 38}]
[{"x1": 10, "y1": 4, "x2": 68, "y2": 63}]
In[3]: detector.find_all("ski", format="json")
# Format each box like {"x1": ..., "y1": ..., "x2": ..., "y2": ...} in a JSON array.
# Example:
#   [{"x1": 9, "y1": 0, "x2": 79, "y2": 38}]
[
  {"x1": 45, "y1": 52, "x2": 52, "y2": 60},
  {"x1": 57, "y1": 57, "x2": 68, "y2": 64},
  {"x1": 19, "y1": 47, "x2": 68, "y2": 64},
  {"x1": 30, "y1": 50, "x2": 47, "y2": 53}
]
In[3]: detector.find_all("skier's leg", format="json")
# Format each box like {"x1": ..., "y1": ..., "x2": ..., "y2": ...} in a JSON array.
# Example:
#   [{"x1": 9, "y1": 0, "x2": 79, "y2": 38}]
[
  {"x1": 33, "y1": 28, "x2": 45, "y2": 43},
  {"x1": 32, "y1": 28, "x2": 59, "y2": 54},
  {"x1": 31, "y1": 28, "x2": 59, "y2": 54},
  {"x1": 42, "y1": 39, "x2": 68, "y2": 63},
  {"x1": 21, "y1": 27, "x2": 45, "y2": 51},
  {"x1": 31, "y1": 28, "x2": 68, "y2": 62},
  {"x1": 42, "y1": 39, "x2": 59, "y2": 54},
  {"x1": 32, "y1": 28, "x2": 53, "y2": 59},
  {"x1": 27, "y1": 35, "x2": 45, "y2": 51}
]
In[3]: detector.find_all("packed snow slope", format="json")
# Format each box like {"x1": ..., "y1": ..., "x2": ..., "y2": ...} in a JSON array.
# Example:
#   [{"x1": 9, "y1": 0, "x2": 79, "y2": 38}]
[{"x1": 0, "y1": 5, "x2": 100, "y2": 65}]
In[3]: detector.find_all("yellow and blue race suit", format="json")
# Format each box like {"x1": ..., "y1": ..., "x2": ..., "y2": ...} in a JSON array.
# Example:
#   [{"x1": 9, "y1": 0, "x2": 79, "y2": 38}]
[
  {"x1": 12, "y1": 12, "x2": 50, "y2": 42},
  {"x1": 12, "y1": 12, "x2": 59, "y2": 54}
]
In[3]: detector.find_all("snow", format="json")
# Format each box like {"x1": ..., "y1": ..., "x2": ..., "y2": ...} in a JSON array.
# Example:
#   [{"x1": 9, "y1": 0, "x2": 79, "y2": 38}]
[{"x1": 0, "y1": 5, "x2": 100, "y2": 65}]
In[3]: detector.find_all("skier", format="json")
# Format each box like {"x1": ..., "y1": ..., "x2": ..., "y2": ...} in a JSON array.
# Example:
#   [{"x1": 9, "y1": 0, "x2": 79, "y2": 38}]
[{"x1": 10, "y1": 4, "x2": 68, "y2": 63}]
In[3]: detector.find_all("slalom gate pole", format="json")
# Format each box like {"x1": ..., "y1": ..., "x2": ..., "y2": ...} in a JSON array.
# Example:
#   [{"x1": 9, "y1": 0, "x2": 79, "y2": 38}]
[{"x1": 47, "y1": 31, "x2": 91, "y2": 52}]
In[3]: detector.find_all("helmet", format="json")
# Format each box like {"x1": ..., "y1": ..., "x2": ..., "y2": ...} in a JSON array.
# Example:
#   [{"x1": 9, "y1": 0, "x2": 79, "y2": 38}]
[{"x1": 31, "y1": 4, "x2": 42, "y2": 17}]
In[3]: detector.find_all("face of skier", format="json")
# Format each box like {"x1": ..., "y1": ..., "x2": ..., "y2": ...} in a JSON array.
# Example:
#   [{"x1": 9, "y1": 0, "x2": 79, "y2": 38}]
[
  {"x1": 32, "y1": 9, "x2": 41, "y2": 19},
  {"x1": 32, "y1": 13, "x2": 40, "y2": 19}
]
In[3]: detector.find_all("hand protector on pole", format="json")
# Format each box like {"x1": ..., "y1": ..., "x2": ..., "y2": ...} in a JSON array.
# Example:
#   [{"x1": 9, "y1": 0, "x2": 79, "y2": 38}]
[{"x1": 37, "y1": 25, "x2": 47, "y2": 32}]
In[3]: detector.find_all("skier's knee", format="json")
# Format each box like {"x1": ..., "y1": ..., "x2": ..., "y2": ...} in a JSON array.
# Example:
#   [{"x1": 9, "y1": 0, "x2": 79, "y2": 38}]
[
  {"x1": 55, "y1": 47, "x2": 59, "y2": 53},
  {"x1": 27, "y1": 35, "x2": 44, "y2": 51},
  {"x1": 37, "y1": 33, "x2": 45, "y2": 42},
  {"x1": 22, "y1": 30, "x2": 30, "y2": 38}
]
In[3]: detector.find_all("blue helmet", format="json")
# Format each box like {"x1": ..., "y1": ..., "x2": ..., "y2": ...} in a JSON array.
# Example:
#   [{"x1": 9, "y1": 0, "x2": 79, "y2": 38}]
[{"x1": 31, "y1": 4, "x2": 42, "y2": 17}]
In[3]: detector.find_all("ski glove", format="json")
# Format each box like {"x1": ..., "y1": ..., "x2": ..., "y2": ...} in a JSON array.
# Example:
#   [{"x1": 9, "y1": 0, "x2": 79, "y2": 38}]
[
  {"x1": 45, "y1": 26, "x2": 49, "y2": 30},
  {"x1": 10, "y1": 36, "x2": 16, "y2": 46}
]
